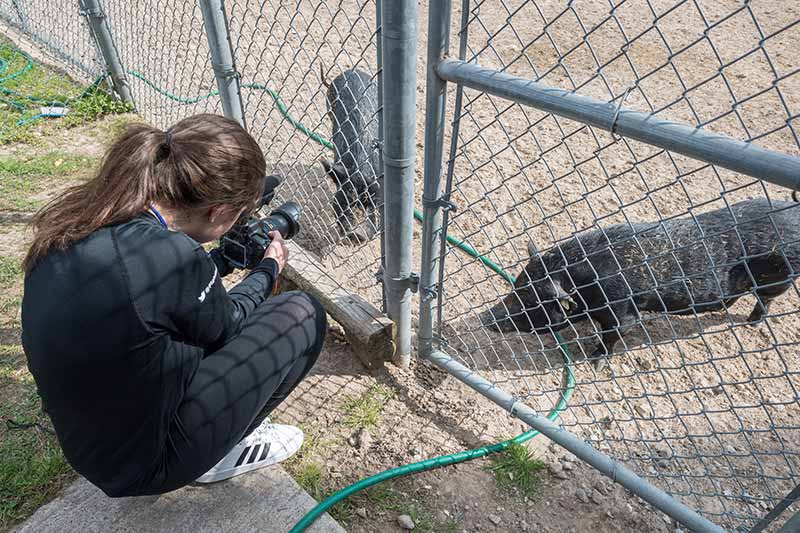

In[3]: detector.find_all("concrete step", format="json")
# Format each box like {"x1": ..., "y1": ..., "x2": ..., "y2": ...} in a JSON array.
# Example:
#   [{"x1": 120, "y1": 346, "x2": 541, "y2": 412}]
[{"x1": 15, "y1": 466, "x2": 345, "y2": 533}]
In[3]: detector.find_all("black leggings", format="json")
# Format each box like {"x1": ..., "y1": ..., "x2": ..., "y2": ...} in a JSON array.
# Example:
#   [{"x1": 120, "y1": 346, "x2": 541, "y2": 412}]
[{"x1": 139, "y1": 290, "x2": 326, "y2": 495}]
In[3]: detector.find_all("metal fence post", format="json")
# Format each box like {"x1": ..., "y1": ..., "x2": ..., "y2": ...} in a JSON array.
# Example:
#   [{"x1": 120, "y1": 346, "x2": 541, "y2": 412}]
[
  {"x1": 418, "y1": 0, "x2": 451, "y2": 357},
  {"x1": 375, "y1": 0, "x2": 388, "y2": 314},
  {"x1": 78, "y1": 0, "x2": 134, "y2": 106},
  {"x1": 381, "y1": 0, "x2": 418, "y2": 368},
  {"x1": 198, "y1": 0, "x2": 245, "y2": 128}
]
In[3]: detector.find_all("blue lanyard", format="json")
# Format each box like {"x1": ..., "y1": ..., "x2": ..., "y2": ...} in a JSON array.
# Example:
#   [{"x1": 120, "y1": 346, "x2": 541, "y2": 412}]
[{"x1": 148, "y1": 205, "x2": 168, "y2": 229}]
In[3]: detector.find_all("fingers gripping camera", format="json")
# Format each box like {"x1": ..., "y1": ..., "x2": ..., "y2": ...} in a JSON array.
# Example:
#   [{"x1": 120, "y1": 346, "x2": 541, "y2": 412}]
[{"x1": 216, "y1": 175, "x2": 302, "y2": 272}]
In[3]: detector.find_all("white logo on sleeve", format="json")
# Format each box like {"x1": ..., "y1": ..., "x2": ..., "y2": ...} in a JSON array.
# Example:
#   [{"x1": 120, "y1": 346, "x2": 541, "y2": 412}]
[{"x1": 198, "y1": 265, "x2": 218, "y2": 302}]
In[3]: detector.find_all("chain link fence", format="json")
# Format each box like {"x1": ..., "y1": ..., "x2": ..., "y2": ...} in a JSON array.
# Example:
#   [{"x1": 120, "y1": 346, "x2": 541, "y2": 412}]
[
  {"x1": 422, "y1": 0, "x2": 800, "y2": 530},
  {"x1": 226, "y1": 0, "x2": 385, "y2": 309},
  {"x1": 0, "y1": 1, "x2": 112, "y2": 142},
  {"x1": 1, "y1": 0, "x2": 386, "y2": 312}
]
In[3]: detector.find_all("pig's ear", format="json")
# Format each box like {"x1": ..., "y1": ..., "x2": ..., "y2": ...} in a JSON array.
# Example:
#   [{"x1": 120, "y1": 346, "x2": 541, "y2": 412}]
[
  {"x1": 320, "y1": 63, "x2": 330, "y2": 89},
  {"x1": 554, "y1": 279, "x2": 577, "y2": 313},
  {"x1": 527, "y1": 240, "x2": 538, "y2": 257},
  {"x1": 321, "y1": 158, "x2": 333, "y2": 174}
]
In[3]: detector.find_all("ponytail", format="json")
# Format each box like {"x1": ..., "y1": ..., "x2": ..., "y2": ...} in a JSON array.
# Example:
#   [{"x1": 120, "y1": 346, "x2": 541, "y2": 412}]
[{"x1": 24, "y1": 114, "x2": 266, "y2": 272}]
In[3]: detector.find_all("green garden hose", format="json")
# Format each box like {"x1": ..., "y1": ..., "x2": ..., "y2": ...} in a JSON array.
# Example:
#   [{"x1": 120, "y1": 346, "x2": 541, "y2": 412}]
[{"x1": 5, "y1": 61, "x2": 576, "y2": 531}]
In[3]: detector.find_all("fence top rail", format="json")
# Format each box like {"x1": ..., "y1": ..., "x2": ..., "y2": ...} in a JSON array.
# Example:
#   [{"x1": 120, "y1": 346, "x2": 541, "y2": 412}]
[{"x1": 435, "y1": 59, "x2": 800, "y2": 192}]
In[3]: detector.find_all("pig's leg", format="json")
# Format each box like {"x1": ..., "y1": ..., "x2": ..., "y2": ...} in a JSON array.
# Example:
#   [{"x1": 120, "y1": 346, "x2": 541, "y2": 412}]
[
  {"x1": 332, "y1": 187, "x2": 358, "y2": 240},
  {"x1": 362, "y1": 179, "x2": 382, "y2": 240},
  {"x1": 588, "y1": 303, "x2": 637, "y2": 369},
  {"x1": 744, "y1": 255, "x2": 791, "y2": 322}
]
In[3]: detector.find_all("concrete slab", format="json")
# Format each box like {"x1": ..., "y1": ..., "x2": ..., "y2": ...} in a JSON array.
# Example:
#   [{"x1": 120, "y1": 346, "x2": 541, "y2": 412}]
[{"x1": 15, "y1": 466, "x2": 345, "y2": 533}]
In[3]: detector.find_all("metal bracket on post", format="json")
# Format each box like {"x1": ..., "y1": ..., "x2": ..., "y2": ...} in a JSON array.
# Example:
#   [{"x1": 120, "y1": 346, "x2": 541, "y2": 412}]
[
  {"x1": 422, "y1": 196, "x2": 457, "y2": 213},
  {"x1": 78, "y1": 0, "x2": 134, "y2": 106},
  {"x1": 198, "y1": 0, "x2": 246, "y2": 128},
  {"x1": 392, "y1": 272, "x2": 419, "y2": 294}
]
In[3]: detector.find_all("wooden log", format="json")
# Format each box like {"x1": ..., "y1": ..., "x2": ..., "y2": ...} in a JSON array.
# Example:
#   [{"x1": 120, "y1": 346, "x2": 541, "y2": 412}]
[{"x1": 283, "y1": 241, "x2": 393, "y2": 369}]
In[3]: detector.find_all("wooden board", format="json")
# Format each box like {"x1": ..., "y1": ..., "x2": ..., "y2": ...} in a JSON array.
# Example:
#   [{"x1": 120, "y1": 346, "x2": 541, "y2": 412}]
[{"x1": 283, "y1": 240, "x2": 393, "y2": 369}]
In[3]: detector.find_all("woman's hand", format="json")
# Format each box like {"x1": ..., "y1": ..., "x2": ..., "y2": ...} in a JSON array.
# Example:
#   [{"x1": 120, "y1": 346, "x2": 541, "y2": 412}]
[{"x1": 265, "y1": 231, "x2": 289, "y2": 273}]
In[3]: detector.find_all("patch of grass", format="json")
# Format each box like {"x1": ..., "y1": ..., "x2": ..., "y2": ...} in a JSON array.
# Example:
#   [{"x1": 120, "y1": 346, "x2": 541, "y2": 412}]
[
  {"x1": 342, "y1": 384, "x2": 393, "y2": 430},
  {"x1": 0, "y1": 423, "x2": 73, "y2": 527},
  {"x1": 0, "y1": 152, "x2": 96, "y2": 211},
  {"x1": 0, "y1": 347, "x2": 74, "y2": 529},
  {"x1": 0, "y1": 41, "x2": 132, "y2": 144},
  {"x1": 488, "y1": 441, "x2": 546, "y2": 497},
  {"x1": 61, "y1": 90, "x2": 133, "y2": 129},
  {"x1": 0, "y1": 152, "x2": 92, "y2": 176},
  {"x1": 0, "y1": 256, "x2": 22, "y2": 288},
  {"x1": 0, "y1": 294, "x2": 22, "y2": 316}
]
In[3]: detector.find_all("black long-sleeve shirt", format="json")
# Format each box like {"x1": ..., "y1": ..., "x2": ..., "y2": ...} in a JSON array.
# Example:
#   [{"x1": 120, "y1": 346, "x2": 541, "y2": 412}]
[{"x1": 21, "y1": 213, "x2": 277, "y2": 496}]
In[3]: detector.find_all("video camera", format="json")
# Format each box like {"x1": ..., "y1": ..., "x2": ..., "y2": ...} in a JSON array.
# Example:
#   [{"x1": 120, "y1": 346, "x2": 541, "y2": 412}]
[{"x1": 213, "y1": 174, "x2": 301, "y2": 273}]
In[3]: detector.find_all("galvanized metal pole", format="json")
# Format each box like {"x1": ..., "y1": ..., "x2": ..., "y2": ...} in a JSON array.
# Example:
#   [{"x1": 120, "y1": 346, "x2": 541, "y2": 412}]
[
  {"x1": 418, "y1": 0, "x2": 452, "y2": 357},
  {"x1": 198, "y1": 0, "x2": 246, "y2": 128},
  {"x1": 426, "y1": 350, "x2": 725, "y2": 533},
  {"x1": 78, "y1": 0, "x2": 134, "y2": 106},
  {"x1": 436, "y1": 59, "x2": 800, "y2": 191},
  {"x1": 381, "y1": 0, "x2": 418, "y2": 368},
  {"x1": 375, "y1": 0, "x2": 388, "y2": 314}
]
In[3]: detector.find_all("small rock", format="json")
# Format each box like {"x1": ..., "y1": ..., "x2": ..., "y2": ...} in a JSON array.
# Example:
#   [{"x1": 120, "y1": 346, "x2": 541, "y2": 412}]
[
  {"x1": 520, "y1": 520, "x2": 529, "y2": 531},
  {"x1": 435, "y1": 510, "x2": 450, "y2": 523},
  {"x1": 397, "y1": 514, "x2": 415, "y2": 530},
  {"x1": 488, "y1": 514, "x2": 502, "y2": 526},
  {"x1": 590, "y1": 488, "x2": 604, "y2": 504},
  {"x1": 550, "y1": 462, "x2": 564, "y2": 474},
  {"x1": 594, "y1": 482, "x2": 609, "y2": 496},
  {"x1": 553, "y1": 470, "x2": 569, "y2": 480},
  {"x1": 356, "y1": 507, "x2": 368, "y2": 519},
  {"x1": 606, "y1": 511, "x2": 614, "y2": 519},
  {"x1": 561, "y1": 460, "x2": 575, "y2": 471},
  {"x1": 656, "y1": 459, "x2": 670, "y2": 469},
  {"x1": 409, "y1": 446, "x2": 422, "y2": 456},
  {"x1": 355, "y1": 428, "x2": 372, "y2": 450},
  {"x1": 576, "y1": 488, "x2": 590, "y2": 503}
]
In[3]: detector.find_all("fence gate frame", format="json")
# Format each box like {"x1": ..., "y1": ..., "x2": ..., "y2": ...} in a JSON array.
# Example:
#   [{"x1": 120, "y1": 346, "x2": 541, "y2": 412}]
[{"x1": 417, "y1": 0, "x2": 800, "y2": 531}]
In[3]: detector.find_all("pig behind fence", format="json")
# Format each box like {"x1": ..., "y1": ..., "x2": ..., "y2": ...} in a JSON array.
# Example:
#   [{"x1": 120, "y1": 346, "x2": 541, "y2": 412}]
[
  {"x1": 320, "y1": 67, "x2": 382, "y2": 243},
  {"x1": 481, "y1": 199, "x2": 800, "y2": 364}
]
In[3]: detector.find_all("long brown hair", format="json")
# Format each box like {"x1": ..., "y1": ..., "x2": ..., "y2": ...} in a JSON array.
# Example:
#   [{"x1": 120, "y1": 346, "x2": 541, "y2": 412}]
[{"x1": 24, "y1": 113, "x2": 266, "y2": 272}]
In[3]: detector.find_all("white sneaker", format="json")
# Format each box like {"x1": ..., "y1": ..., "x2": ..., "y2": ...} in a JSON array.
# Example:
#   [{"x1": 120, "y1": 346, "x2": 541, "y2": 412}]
[{"x1": 195, "y1": 419, "x2": 304, "y2": 483}]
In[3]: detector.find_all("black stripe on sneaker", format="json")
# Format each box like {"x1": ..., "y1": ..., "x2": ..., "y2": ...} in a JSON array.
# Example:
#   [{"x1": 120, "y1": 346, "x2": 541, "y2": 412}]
[
  {"x1": 259, "y1": 442, "x2": 271, "y2": 462},
  {"x1": 248, "y1": 444, "x2": 261, "y2": 464},
  {"x1": 235, "y1": 446, "x2": 250, "y2": 467}
]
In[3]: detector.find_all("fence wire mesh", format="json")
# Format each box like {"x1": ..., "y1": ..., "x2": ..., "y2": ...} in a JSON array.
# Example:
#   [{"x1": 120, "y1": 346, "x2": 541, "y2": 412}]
[
  {"x1": 0, "y1": 0, "x2": 114, "y2": 143},
  {"x1": 226, "y1": 0, "x2": 385, "y2": 309},
  {"x1": 101, "y1": 1, "x2": 221, "y2": 127},
  {"x1": 1, "y1": 0, "x2": 386, "y2": 310},
  {"x1": 430, "y1": 0, "x2": 800, "y2": 530}
]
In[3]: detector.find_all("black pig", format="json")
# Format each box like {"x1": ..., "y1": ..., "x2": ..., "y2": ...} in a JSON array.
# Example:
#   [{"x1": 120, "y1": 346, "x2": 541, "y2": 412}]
[
  {"x1": 321, "y1": 67, "x2": 381, "y2": 243},
  {"x1": 480, "y1": 199, "x2": 800, "y2": 362}
]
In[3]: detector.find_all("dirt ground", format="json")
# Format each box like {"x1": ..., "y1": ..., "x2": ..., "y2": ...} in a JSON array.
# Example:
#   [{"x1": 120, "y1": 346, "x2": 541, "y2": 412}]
[
  {"x1": 270, "y1": 328, "x2": 677, "y2": 533},
  {"x1": 3, "y1": 0, "x2": 799, "y2": 531}
]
